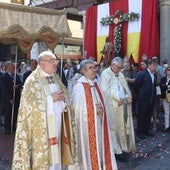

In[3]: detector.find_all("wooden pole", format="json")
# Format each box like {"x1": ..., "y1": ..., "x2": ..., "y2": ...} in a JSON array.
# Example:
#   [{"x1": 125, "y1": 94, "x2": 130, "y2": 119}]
[
  {"x1": 60, "y1": 36, "x2": 64, "y2": 79},
  {"x1": 11, "y1": 44, "x2": 18, "y2": 134}
]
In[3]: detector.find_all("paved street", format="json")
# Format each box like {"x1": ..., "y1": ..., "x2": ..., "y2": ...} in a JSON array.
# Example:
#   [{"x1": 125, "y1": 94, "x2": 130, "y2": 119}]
[
  {"x1": 0, "y1": 112, "x2": 170, "y2": 170},
  {"x1": 118, "y1": 130, "x2": 170, "y2": 170},
  {"x1": 0, "y1": 127, "x2": 13, "y2": 170}
]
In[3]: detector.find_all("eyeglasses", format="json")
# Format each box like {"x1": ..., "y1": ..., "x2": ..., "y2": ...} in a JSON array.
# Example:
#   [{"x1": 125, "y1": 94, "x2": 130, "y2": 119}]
[
  {"x1": 95, "y1": 64, "x2": 100, "y2": 67},
  {"x1": 114, "y1": 64, "x2": 122, "y2": 70},
  {"x1": 86, "y1": 66, "x2": 96, "y2": 70},
  {"x1": 41, "y1": 58, "x2": 59, "y2": 64}
]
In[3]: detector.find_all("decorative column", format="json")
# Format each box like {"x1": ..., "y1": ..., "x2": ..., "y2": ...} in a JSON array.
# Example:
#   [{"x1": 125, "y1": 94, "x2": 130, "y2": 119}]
[
  {"x1": 160, "y1": 0, "x2": 170, "y2": 63},
  {"x1": 82, "y1": 10, "x2": 86, "y2": 59}
]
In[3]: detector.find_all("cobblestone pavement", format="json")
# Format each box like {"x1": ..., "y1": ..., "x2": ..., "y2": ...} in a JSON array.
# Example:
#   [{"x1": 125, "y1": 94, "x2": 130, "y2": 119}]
[
  {"x1": 0, "y1": 127, "x2": 13, "y2": 170},
  {"x1": 0, "y1": 112, "x2": 170, "y2": 170}
]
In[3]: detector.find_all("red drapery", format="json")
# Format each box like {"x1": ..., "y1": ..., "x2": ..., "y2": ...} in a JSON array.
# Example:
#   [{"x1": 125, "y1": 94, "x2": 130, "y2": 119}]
[
  {"x1": 109, "y1": 0, "x2": 128, "y2": 57},
  {"x1": 84, "y1": 6, "x2": 97, "y2": 59},
  {"x1": 84, "y1": 0, "x2": 159, "y2": 63},
  {"x1": 139, "y1": 0, "x2": 159, "y2": 63}
]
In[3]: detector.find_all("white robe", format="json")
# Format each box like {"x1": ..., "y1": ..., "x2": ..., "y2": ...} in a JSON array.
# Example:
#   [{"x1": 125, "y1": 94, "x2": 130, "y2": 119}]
[
  {"x1": 71, "y1": 76, "x2": 117, "y2": 170},
  {"x1": 47, "y1": 84, "x2": 66, "y2": 170},
  {"x1": 100, "y1": 67, "x2": 136, "y2": 154}
]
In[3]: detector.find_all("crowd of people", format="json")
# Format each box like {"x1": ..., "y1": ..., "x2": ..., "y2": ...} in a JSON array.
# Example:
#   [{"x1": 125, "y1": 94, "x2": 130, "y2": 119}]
[
  {"x1": 0, "y1": 51, "x2": 170, "y2": 169},
  {"x1": 0, "y1": 59, "x2": 38, "y2": 134}
]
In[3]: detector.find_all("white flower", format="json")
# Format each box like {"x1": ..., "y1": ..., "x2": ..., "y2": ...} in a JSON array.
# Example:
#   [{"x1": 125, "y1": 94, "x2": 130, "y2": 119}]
[{"x1": 114, "y1": 18, "x2": 119, "y2": 24}]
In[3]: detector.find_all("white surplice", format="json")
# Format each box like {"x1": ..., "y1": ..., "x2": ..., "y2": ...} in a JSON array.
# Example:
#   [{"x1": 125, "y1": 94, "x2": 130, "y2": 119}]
[{"x1": 41, "y1": 71, "x2": 66, "y2": 170}]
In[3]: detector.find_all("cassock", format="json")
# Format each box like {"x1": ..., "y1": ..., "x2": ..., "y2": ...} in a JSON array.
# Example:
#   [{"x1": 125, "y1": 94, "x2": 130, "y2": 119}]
[
  {"x1": 71, "y1": 76, "x2": 117, "y2": 170},
  {"x1": 12, "y1": 66, "x2": 75, "y2": 170},
  {"x1": 100, "y1": 67, "x2": 136, "y2": 154}
]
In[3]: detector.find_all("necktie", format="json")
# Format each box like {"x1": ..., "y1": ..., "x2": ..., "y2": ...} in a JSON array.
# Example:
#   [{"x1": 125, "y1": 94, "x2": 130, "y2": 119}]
[{"x1": 10, "y1": 73, "x2": 14, "y2": 80}]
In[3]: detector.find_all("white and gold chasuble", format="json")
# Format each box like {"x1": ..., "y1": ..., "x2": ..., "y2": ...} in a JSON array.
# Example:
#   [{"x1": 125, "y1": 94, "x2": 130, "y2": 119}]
[
  {"x1": 12, "y1": 66, "x2": 75, "y2": 170},
  {"x1": 100, "y1": 67, "x2": 136, "y2": 154}
]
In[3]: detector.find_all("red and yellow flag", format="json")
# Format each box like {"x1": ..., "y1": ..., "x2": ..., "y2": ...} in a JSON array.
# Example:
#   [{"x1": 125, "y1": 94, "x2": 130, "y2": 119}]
[{"x1": 84, "y1": 0, "x2": 159, "y2": 63}]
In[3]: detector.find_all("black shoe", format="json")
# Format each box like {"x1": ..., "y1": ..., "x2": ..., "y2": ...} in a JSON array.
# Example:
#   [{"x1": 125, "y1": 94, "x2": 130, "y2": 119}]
[
  {"x1": 115, "y1": 153, "x2": 129, "y2": 162},
  {"x1": 162, "y1": 127, "x2": 170, "y2": 132},
  {"x1": 0, "y1": 120, "x2": 4, "y2": 127},
  {"x1": 137, "y1": 134, "x2": 148, "y2": 139},
  {"x1": 145, "y1": 131, "x2": 155, "y2": 137}
]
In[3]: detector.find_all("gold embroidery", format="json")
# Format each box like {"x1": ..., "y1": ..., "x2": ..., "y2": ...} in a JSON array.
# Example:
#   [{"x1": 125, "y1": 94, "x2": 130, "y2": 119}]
[{"x1": 83, "y1": 83, "x2": 99, "y2": 169}]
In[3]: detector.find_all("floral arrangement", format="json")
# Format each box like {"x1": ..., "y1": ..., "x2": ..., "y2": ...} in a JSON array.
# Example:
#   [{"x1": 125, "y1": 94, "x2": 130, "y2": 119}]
[
  {"x1": 100, "y1": 10, "x2": 139, "y2": 26},
  {"x1": 100, "y1": 10, "x2": 139, "y2": 56}
]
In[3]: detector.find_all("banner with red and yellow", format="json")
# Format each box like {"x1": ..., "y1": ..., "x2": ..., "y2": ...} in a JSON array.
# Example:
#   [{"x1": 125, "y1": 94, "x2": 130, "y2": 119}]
[{"x1": 84, "y1": 0, "x2": 159, "y2": 63}]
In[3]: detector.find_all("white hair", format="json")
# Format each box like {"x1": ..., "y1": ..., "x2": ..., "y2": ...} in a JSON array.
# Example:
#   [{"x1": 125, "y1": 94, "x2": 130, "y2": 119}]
[
  {"x1": 111, "y1": 57, "x2": 123, "y2": 65},
  {"x1": 80, "y1": 59, "x2": 94, "y2": 70},
  {"x1": 38, "y1": 51, "x2": 56, "y2": 63}
]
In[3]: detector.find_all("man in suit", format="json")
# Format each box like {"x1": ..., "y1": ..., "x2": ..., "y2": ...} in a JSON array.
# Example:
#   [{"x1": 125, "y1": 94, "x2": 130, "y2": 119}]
[
  {"x1": 22, "y1": 59, "x2": 38, "y2": 85},
  {"x1": 56, "y1": 62, "x2": 68, "y2": 87},
  {"x1": 0, "y1": 63, "x2": 4, "y2": 127},
  {"x1": 1, "y1": 61, "x2": 22, "y2": 134},
  {"x1": 134, "y1": 59, "x2": 157, "y2": 139}
]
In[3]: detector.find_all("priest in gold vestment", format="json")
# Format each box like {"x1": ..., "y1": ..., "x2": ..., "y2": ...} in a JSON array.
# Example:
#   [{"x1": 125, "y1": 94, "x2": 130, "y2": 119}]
[
  {"x1": 71, "y1": 59, "x2": 117, "y2": 170},
  {"x1": 100, "y1": 57, "x2": 135, "y2": 161},
  {"x1": 12, "y1": 51, "x2": 75, "y2": 170}
]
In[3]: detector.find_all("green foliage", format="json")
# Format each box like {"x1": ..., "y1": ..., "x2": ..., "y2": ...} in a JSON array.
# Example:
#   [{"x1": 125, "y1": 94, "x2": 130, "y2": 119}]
[{"x1": 100, "y1": 10, "x2": 139, "y2": 56}]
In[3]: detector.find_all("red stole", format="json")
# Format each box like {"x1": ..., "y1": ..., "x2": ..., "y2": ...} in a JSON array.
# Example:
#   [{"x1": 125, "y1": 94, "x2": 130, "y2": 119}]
[{"x1": 83, "y1": 82, "x2": 112, "y2": 170}]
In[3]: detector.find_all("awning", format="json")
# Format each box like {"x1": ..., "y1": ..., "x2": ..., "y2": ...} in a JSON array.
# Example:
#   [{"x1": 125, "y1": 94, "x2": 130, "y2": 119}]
[
  {"x1": 57, "y1": 54, "x2": 82, "y2": 60},
  {"x1": 0, "y1": 2, "x2": 72, "y2": 52},
  {"x1": 58, "y1": 37, "x2": 83, "y2": 46}
]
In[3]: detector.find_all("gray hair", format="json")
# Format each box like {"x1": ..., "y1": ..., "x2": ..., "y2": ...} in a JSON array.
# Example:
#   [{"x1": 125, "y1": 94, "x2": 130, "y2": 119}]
[
  {"x1": 4, "y1": 61, "x2": 13, "y2": 69},
  {"x1": 147, "y1": 58, "x2": 158, "y2": 66},
  {"x1": 38, "y1": 51, "x2": 56, "y2": 63},
  {"x1": 111, "y1": 57, "x2": 123, "y2": 65},
  {"x1": 161, "y1": 58, "x2": 168, "y2": 64},
  {"x1": 80, "y1": 59, "x2": 94, "y2": 70}
]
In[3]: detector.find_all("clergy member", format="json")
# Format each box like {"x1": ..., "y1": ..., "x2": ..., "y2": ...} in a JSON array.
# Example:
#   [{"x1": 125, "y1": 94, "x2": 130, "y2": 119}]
[
  {"x1": 100, "y1": 57, "x2": 136, "y2": 162},
  {"x1": 12, "y1": 51, "x2": 75, "y2": 170},
  {"x1": 71, "y1": 59, "x2": 117, "y2": 170}
]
